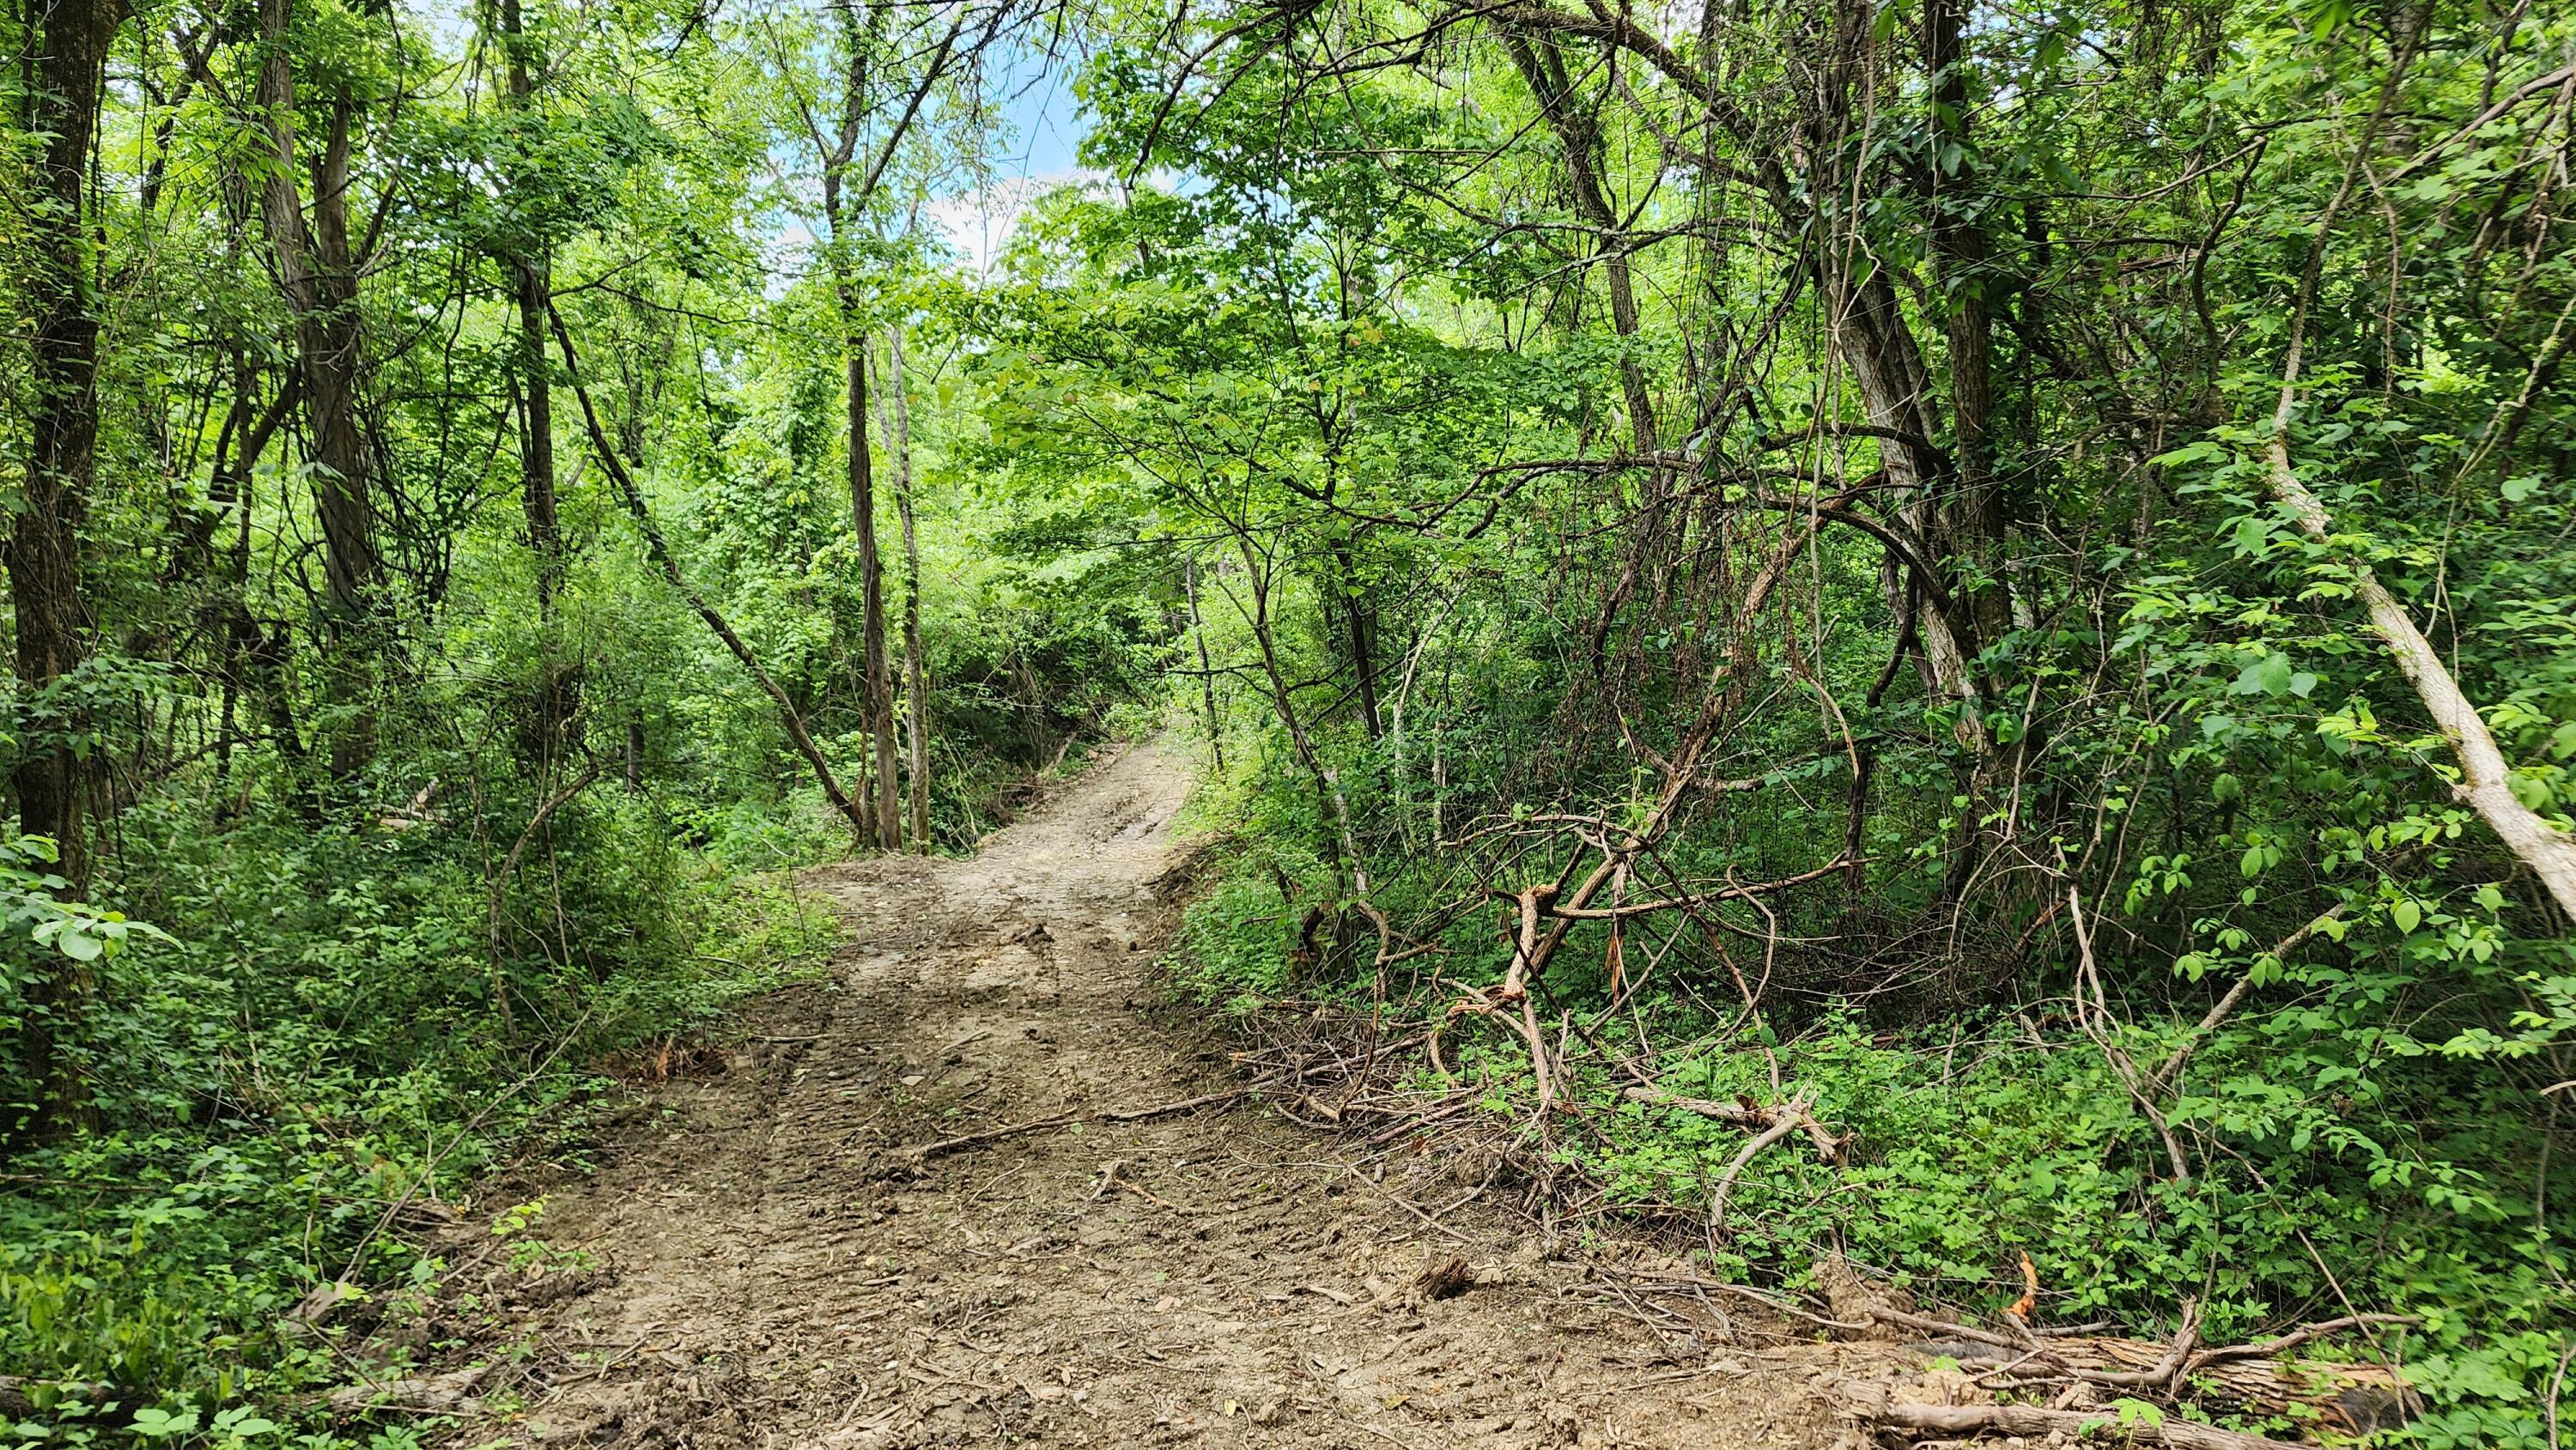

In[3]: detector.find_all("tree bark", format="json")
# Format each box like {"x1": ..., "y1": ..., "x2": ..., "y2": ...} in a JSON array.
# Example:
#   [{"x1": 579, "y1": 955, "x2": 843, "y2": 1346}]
[
  {"x1": 501, "y1": 0, "x2": 572, "y2": 758},
  {"x1": 254, "y1": 1, "x2": 382, "y2": 625},
  {"x1": 1332, "y1": 545, "x2": 1382, "y2": 738},
  {"x1": 847, "y1": 335, "x2": 901, "y2": 847},
  {"x1": 1924, "y1": 0, "x2": 2014, "y2": 649},
  {"x1": 878, "y1": 327, "x2": 933, "y2": 850},
  {"x1": 2254, "y1": 93, "x2": 2576, "y2": 922},
  {"x1": 9, "y1": 0, "x2": 130, "y2": 1140},
  {"x1": 1497, "y1": 27, "x2": 1656, "y2": 455},
  {"x1": 1184, "y1": 556, "x2": 1224, "y2": 771},
  {"x1": 1498, "y1": 25, "x2": 1670, "y2": 664},
  {"x1": 502, "y1": 0, "x2": 561, "y2": 618},
  {"x1": 2265, "y1": 437, "x2": 2576, "y2": 919}
]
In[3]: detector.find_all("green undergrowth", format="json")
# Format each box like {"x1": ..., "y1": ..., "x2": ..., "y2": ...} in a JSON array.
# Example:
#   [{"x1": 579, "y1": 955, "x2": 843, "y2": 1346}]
[
  {"x1": 0, "y1": 801, "x2": 840, "y2": 1447},
  {"x1": 1166, "y1": 837, "x2": 2576, "y2": 1449}
]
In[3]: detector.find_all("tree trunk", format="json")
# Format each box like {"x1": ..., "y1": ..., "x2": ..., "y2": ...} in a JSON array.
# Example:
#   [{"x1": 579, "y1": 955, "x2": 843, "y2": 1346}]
[
  {"x1": 9, "y1": 0, "x2": 130, "y2": 1141},
  {"x1": 255, "y1": 8, "x2": 380, "y2": 621},
  {"x1": 503, "y1": 0, "x2": 561, "y2": 617},
  {"x1": 502, "y1": 0, "x2": 571, "y2": 756},
  {"x1": 1498, "y1": 26, "x2": 1670, "y2": 662},
  {"x1": 878, "y1": 328, "x2": 933, "y2": 850},
  {"x1": 1184, "y1": 556, "x2": 1224, "y2": 771},
  {"x1": 1921, "y1": 0, "x2": 2026, "y2": 894},
  {"x1": 1330, "y1": 545, "x2": 1383, "y2": 739},
  {"x1": 210, "y1": 363, "x2": 296, "y2": 810},
  {"x1": 1926, "y1": 0, "x2": 2000, "y2": 642},
  {"x1": 847, "y1": 332, "x2": 901, "y2": 848},
  {"x1": 1216, "y1": 537, "x2": 1367, "y2": 897}
]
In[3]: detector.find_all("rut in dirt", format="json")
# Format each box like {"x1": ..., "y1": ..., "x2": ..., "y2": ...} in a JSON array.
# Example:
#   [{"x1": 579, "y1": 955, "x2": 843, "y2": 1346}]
[{"x1": 457, "y1": 738, "x2": 1866, "y2": 1450}]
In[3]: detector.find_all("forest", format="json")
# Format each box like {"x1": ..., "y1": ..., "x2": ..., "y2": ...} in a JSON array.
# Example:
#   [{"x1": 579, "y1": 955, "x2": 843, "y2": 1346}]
[{"x1": 3, "y1": 0, "x2": 2575, "y2": 1441}]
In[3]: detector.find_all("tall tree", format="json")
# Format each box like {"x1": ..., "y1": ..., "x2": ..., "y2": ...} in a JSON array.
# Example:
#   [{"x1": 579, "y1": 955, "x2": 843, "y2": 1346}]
[
  {"x1": 879, "y1": 325, "x2": 932, "y2": 849},
  {"x1": 786, "y1": 0, "x2": 976, "y2": 846},
  {"x1": 497, "y1": 0, "x2": 573, "y2": 755},
  {"x1": 254, "y1": 0, "x2": 385, "y2": 632},
  {"x1": 9, "y1": 0, "x2": 131, "y2": 1136}
]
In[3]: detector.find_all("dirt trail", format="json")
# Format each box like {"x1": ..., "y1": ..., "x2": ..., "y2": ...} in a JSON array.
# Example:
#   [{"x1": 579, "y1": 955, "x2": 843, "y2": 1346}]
[{"x1": 465, "y1": 739, "x2": 1862, "y2": 1449}]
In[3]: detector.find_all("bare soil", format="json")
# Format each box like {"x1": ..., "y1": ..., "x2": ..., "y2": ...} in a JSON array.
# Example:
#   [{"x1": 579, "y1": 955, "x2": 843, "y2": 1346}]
[{"x1": 441, "y1": 738, "x2": 1901, "y2": 1448}]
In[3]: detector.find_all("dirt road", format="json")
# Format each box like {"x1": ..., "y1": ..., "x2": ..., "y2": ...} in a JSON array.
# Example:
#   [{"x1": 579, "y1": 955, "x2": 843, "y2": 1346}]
[{"x1": 465, "y1": 738, "x2": 1853, "y2": 1448}]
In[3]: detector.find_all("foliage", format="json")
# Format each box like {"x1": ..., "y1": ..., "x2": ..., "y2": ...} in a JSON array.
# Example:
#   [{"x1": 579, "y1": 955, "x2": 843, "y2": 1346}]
[{"x1": 10, "y1": 0, "x2": 2576, "y2": 1440}]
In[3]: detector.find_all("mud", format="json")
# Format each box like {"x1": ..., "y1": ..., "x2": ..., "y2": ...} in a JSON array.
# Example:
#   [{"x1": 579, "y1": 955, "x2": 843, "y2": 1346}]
[{"x1": 443, "y1": 739, "x2": 1883, "y2": 1448}]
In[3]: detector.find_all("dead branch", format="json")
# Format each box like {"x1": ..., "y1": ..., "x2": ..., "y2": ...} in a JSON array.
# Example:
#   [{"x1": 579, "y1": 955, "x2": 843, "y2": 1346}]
[
  {"x1": 1621, "y1": 1085, "x2": 1844, "y2": 1162},
  {"x1": 2187, "y1": 1313, "x2": 2419, "y2": 1368},
  {"x1": 1854, "y1": 1299, "x2": 2414, "y2": 1404},
  {"x1": 2259, "y1": 110, "x2": 2576, "y2": 919},
  {"x1": 1705, "y1": 1091, "x2": 1812, "y2": 1235},
  {"x1": 1839, "y1": 1383, "x2": 2299, "y2": 1450},
  {"x1": 549, "y1": 301, "x2": 868, "y2": 845},
  {"x1": 896, "y1": 1089, "x2": 1247, "y2": 1164},
  {"x1": 1534, "y1": 857, "x2": 1862, "y2": 919}
]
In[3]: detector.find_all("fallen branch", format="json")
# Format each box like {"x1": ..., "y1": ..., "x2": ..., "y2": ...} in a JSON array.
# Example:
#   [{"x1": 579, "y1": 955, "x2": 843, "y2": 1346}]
[
  {"x1": 1705, "y1": 1094, "x2": 1811, "y2": 1235},
  {"x1": 2187, "y1": 1313, "x2": 2419, "y2": 1369},
  {"x1": 1856, "y1": 1301, "x2": 2416, "y2": 1411},
  {"x1": 1538, "y1": 858, "x2": 1862, "y2": 919},
  {"x1": 1444, "y1": 883, "x2": 1558, "y2": 1112},
  {"x1": 1844, "y1": 1388, "x2": 2297, "y2": 1450},
  {"x1": 2258, "y1": 117, "x2": 2576, "y2": 920},
  {"x1": 1621, "y1": 1085, "x2": 1844, "y2": 1162},
  {"x1": 1094, "y1": 1159, "x2": 1181, "y2": 1210},
  {"x1": 897, "y1": 1089, "x2": 1246, "y2": 1163}
]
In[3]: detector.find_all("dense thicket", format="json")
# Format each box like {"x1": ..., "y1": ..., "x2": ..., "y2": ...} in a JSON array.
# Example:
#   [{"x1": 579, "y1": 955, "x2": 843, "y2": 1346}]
[
  {"x1": 5, "y1": 0, "x2": 2576, "y2": 1441},
  {"x1": 986, "y1": 1, "x2": 2576, "y2": 1442},
  {"x1": 0, "y1": 0, "x2": 1157, "y2": 1435}
]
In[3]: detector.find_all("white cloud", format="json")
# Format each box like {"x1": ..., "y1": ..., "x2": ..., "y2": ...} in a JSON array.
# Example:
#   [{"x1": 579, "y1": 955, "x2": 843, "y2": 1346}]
[{"x1": 926, "y1": 171, "x2": 1104, "y2": 277}]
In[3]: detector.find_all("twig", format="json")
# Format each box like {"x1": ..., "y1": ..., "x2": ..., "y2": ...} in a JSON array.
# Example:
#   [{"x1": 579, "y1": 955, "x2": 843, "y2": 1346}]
[
  {"x1": 2184, "y1": 1313, "x2": 2418, "y2": 1369},
  {"x1": 899, "y1": 1089, "x2": 1246, "y2": 1162},
  {"x1": 1340, "y1": 1162, "x2": 1481, "y2": 1247}
]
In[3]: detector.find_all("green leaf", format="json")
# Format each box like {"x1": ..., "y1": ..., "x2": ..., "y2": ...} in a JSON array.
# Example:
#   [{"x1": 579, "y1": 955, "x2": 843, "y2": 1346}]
[
  {"x1": 2232, "y1": 654, "x2": 2293, "y2": 697},
  {"x1": 2392, "y1": 900, "x2": 2421, "y2": 933},
  {"x1": 131, "y1": 1409, "x2": 200, "y2": 1441}
]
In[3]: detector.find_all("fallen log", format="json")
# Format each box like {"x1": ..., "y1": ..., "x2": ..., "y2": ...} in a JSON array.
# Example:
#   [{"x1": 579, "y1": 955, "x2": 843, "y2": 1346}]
[
  {"x1": 325, "y1": 1365, "x2": 489, "y2": 1418},
  {"x1": 0, "y1": 1377, "x2": 109, "y2": 1418},
  {"x1": 1826, "y1": 1259, "x2": 2415, "y2": 1432},
  {"x1": 1844, "y1": 1388, "x2": 2295, "y2": 1450},
  {"x1": 1862, "y1": 1299, "x2": 2415, "y2": 1434}
]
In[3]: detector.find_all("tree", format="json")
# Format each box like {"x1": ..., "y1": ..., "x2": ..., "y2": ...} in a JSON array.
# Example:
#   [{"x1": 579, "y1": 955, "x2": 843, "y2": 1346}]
[{"x1": 9, "y1": 0, "x2": 131, "y2": 1137}]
